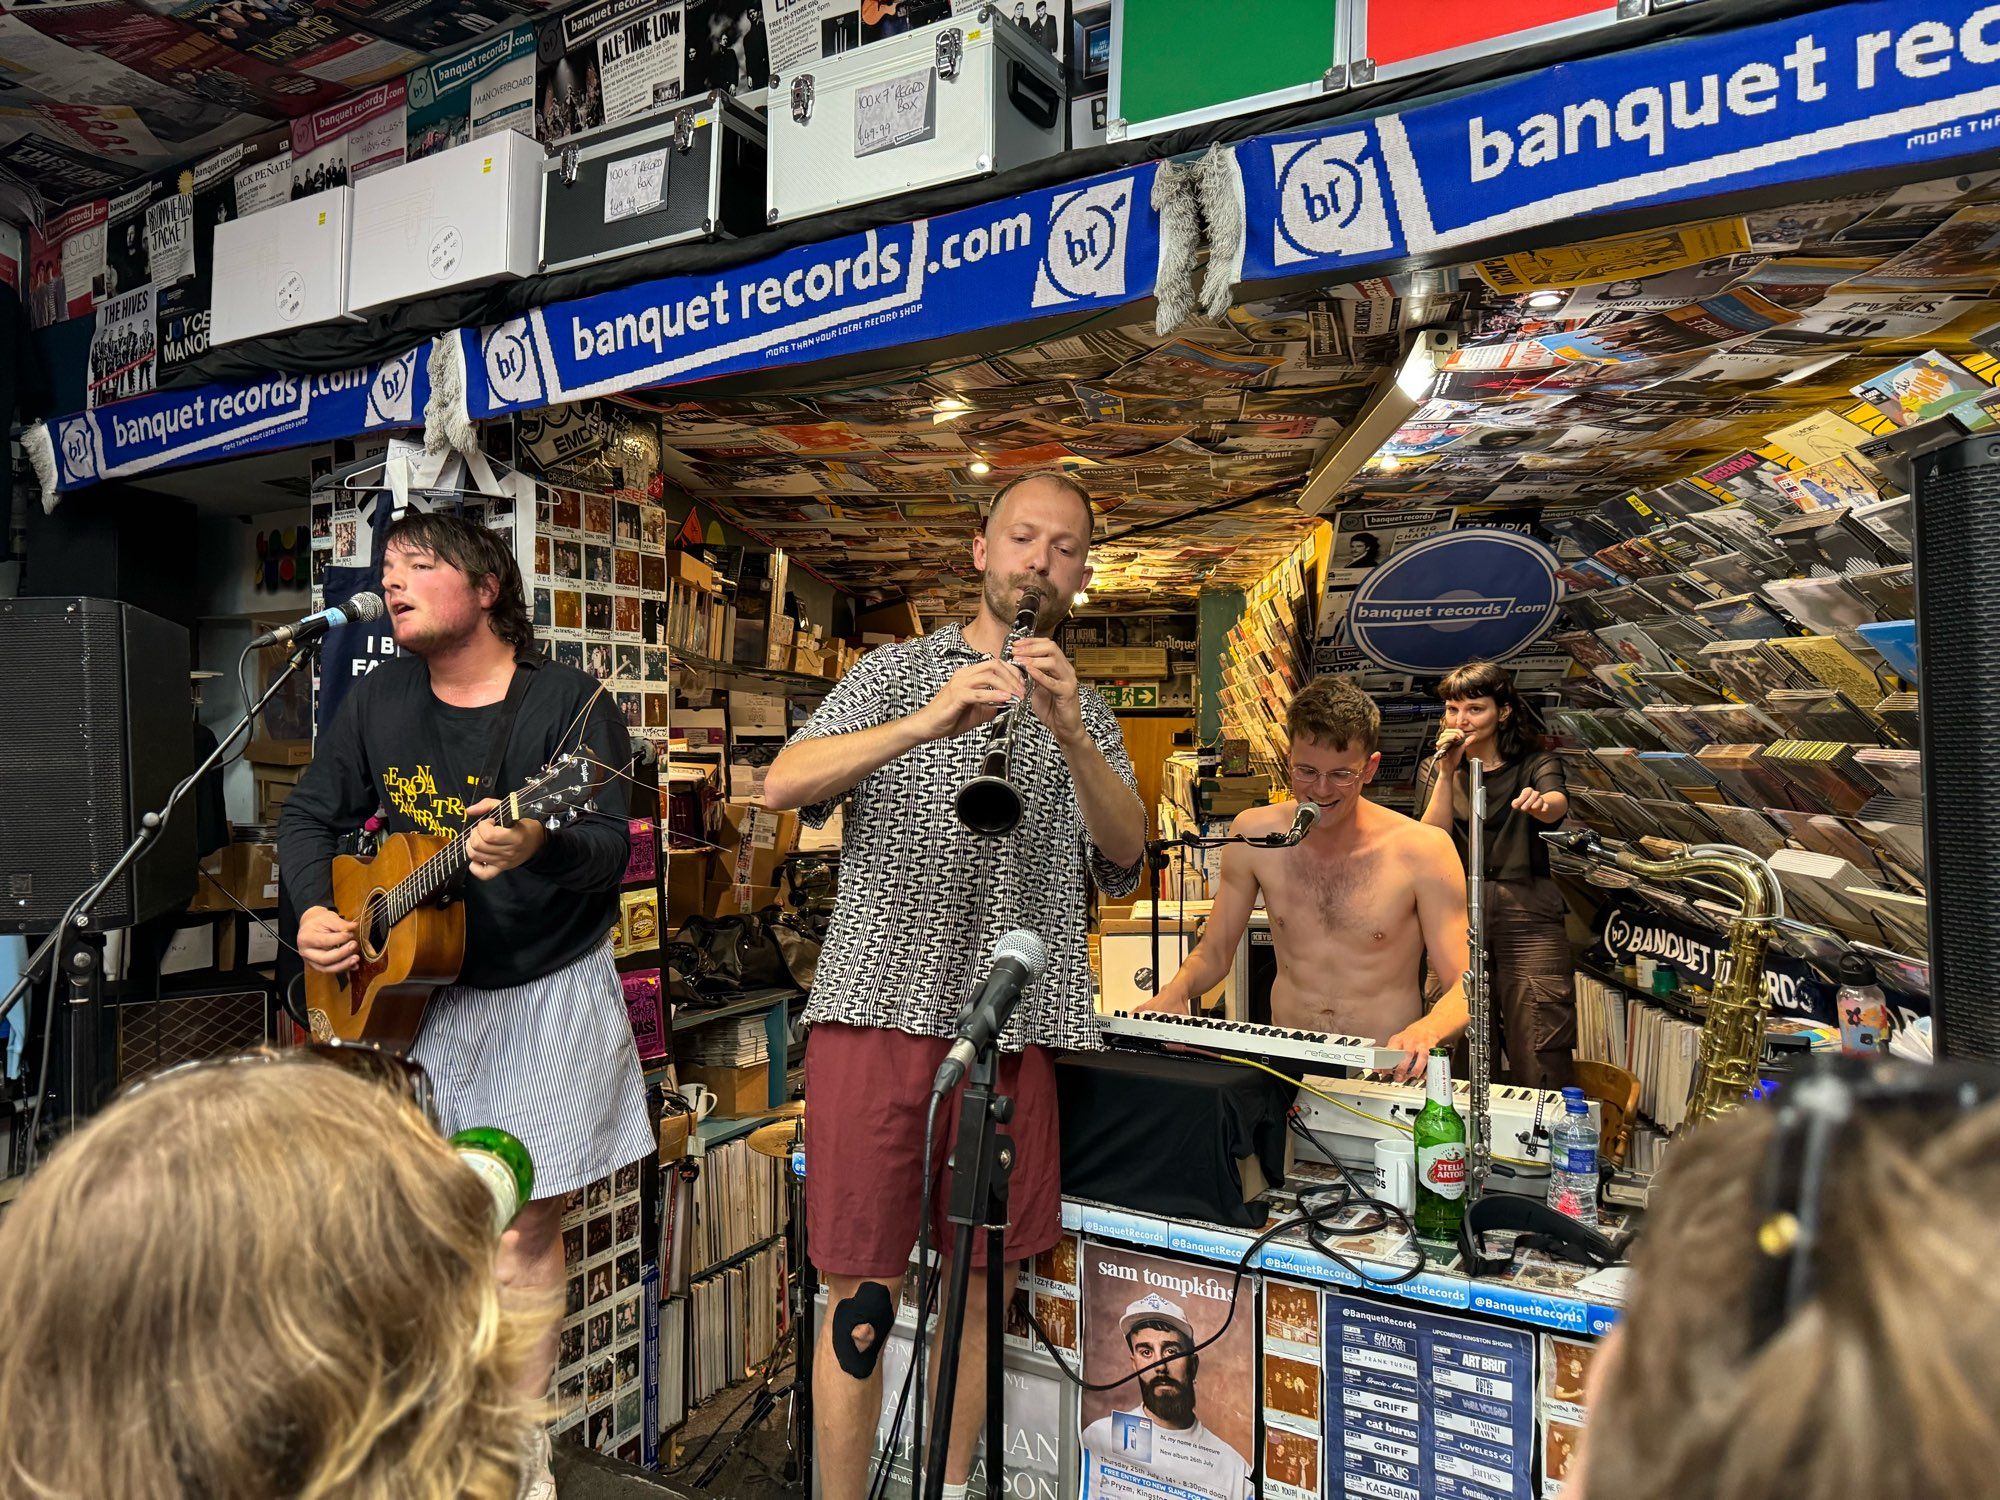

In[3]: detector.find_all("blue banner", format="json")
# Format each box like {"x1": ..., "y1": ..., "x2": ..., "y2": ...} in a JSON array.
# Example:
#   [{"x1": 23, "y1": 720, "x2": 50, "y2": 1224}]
[
  {"x1": 1243, "y1": 0, "x2": 2000, "y2": 280},
  {"x1": 463, "y1": 164, "x2": 1161, "y2": 416},
  {"x1": 47, "y1": 345, "x2": 429, "y2": 490}
]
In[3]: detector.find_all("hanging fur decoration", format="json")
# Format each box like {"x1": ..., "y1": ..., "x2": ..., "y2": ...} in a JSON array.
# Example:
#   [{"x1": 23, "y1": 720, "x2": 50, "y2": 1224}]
[
  {"x1": 423, "y1": 333, "x2": 476, "y2": 461},
  {"x1": 21, "y1": 422, "x2": 59, "y2": 513},
  {"x1": 1151, "y1": 157, "x2": 1203, "y2": 336},
  {"x1": 1196, "y1": 143, "x2": 1246, "y2": 320}
]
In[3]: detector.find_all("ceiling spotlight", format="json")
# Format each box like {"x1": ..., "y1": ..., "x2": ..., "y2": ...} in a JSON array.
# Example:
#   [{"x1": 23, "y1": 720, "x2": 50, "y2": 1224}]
[
  {"x1": 1296, "y1": 331, "x2": 1458, "y2": 516},
  {"x1": 1525, "y1": 290, "x2": 1566, "y2": 311},
  {"x1": 969, "y1": 459, "x2": 992, "y2": 476},
  {"x1": 934, "y1": 396, "x2": 969, "y2": 413}
]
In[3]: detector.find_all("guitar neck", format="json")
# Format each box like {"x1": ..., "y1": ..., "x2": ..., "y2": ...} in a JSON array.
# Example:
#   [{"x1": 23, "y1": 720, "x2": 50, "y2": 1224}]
[{"x1": 387, "y1": 794, "x2": 518, "y2": 919}]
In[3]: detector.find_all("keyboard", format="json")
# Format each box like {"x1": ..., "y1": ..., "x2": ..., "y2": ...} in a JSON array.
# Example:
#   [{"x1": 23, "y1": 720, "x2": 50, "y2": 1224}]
[
  {"x1": 1096, "y1": 1010, "x2": 1401, "y2": 1074},
  {"x1": 1292, "y1": 1075, "x2": 1574, "y2": 1198}
]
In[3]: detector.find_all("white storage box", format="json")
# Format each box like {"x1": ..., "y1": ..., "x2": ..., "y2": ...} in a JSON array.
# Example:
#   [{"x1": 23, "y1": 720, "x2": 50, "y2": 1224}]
[
  {"x1": 209, "y1": 189, "x2": 355, "y2": 346},
  {"x1": 768, "y1": 5, "x2": 1064, "y2": 226},
  {"x1": 347, "y1": 130, "x2": 542, "y2": 316}
]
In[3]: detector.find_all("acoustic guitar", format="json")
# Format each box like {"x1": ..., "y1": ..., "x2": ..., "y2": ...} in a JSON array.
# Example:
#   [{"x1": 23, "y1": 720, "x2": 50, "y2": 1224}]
[{"x1": 304, "y1": 752, "x2": 609, "y2": 1052}]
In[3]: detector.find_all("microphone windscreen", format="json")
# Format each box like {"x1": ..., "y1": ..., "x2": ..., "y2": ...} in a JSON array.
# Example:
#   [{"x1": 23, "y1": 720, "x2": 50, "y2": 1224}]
[
  {"x1": 1295, "y1": 803, "x2": 1321, "y2": 836},
  {"x1": 993, "y1": 928, "x2": 1048, "y2": 981},
  {"x1": 342, "y1": 591, "x2": 387, "y2": 623}
]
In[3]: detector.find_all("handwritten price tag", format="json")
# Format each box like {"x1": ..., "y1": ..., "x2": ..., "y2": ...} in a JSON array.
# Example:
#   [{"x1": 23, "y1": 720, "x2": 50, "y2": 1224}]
[
  {"x1": 604, "y1": 148, "x2": 669, "y2": 225},
  {"x1": 853, "y1": 66, "x2": 936, "y2": 158}
]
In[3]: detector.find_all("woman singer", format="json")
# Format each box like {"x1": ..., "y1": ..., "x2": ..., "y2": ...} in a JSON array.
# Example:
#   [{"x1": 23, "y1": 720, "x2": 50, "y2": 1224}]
[{"x1": 1420, "y1": 659, "x2": 1577, "y2": 1088}]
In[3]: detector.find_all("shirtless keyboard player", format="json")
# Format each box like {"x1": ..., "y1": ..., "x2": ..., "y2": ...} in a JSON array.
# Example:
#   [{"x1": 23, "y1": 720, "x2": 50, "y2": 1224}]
[{"x1": 1138, "y1": 676, "x2": 1470, "y2": 1083}]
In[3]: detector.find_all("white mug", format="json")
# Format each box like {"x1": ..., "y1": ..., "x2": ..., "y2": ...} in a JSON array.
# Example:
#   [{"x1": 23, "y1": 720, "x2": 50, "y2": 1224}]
[
  {"x1": 1375, "y1": 1136, "x2": 1416, "y2": 1214},
  {"x1": 678, "y1": 1082, "x2": 717, "y2": 1121}
]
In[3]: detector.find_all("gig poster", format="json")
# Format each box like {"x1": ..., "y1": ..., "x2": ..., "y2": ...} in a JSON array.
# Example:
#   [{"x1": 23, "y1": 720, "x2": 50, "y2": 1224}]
[
  {"x1": 1325, "y1": 1292, "x2": 1536, "y2": 1500},
  {"x1": 535, "y1": 0, "x2": 686, "y2": 145},
  {"x1": 868, "y1": 1323, "x2": 1069, "y2": 1500},
  {"x1": 158, "y1": 145, "x2": 250, "y2": 374},
  {"x1": 1079, "y1": 1242, "x2": 1256, "y2": 1500},
  {"x1": 1261, "y1": 1279, "x2": 1327, "y2": 1500},
  {"x1": 1537, "y1": 1334, "x2": 1599, "y2": 1498}
]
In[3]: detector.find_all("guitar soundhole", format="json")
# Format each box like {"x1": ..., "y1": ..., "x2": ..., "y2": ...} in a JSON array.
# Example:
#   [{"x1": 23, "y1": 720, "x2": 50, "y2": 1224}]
[{"x1": 363, "y1": 891, "x2": 391, "y2": 956}]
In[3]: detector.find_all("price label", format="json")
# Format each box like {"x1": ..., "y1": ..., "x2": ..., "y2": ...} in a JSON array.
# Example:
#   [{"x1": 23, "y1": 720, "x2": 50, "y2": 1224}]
[{"x1": 854, "y1": 66, "x2": 936, "y2": 158}]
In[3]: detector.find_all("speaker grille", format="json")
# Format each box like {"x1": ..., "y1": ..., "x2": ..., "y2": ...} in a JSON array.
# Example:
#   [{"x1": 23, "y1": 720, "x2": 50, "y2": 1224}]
[
  {"x1": 0, "y1": 599, "x2": 132, "y2": 930},
  {"x1": 1916, "y1": 438, "x2": 2000, "y2": 1061},
  {"x1": 0, "y1": 598, "x2": 193, "y2": 933},
  {"x1": 116, "y1": 990, "x2": 271, "y2": 1086}
]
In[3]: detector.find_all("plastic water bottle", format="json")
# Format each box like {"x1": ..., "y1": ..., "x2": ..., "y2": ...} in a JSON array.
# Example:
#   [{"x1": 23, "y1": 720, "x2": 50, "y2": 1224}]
[
  {"x1": 1834, "y1": 953, "x2": 1890, "y2": 1055},
  {"x1": 1546, "y1": 1087, "x2": 1599, "y2": 1229}
]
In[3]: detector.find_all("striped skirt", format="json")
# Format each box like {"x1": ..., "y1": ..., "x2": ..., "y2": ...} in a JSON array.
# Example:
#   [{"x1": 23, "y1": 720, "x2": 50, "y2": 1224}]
[{"x1": 413, "y1": 941, "x2": 655, "y2": 1200}]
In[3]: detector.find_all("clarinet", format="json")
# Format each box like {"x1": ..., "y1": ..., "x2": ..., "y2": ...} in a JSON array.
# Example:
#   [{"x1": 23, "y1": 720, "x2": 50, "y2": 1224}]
[
  {"x1": 954, "y1": 593, "x2": 1042, "y2": 836},
  {"x1": 1464, "y1": 756, "x2": 1493, "y2": 1202}
]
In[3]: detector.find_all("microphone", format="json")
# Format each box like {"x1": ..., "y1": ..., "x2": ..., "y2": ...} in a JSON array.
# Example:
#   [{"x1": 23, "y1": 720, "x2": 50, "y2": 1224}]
[
  {"x1": 248, "y1": 591, "x2": 385, "y2": 649},
  {"x1": 932, "y1": 930, "x2": 1048, "y2": 1095},
  {"x1": 1256, "y1": 802, "x2": 1320, "y2": 846}
]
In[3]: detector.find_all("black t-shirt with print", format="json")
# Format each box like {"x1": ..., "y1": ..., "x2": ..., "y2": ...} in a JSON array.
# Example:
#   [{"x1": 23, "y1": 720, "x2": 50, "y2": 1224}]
[
  {"x1": 1446, "y1": 750, "x2": 1566, "y2": 885},
  {"x1": 278, "y1": 652, "x2": 631, "y2": 990}
]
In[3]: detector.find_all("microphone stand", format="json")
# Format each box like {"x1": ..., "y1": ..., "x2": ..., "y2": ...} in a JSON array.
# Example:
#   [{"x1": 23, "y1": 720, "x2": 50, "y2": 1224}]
[
  {"x1": 1144, "y1": 823, "x2": 1311, "y2": 1002},
  {"x1": 6, "y1": 641, "x2": 322, "y2": 1148},
  {"x1": 920, "y1": 1038, "x2": 1014, "y2": 1500}
]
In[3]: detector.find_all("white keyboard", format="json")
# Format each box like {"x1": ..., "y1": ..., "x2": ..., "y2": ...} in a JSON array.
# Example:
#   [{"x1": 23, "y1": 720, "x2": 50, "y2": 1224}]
[{"x1": 1097, "y1": 1010, "x2": 1401, "y2": 1074}]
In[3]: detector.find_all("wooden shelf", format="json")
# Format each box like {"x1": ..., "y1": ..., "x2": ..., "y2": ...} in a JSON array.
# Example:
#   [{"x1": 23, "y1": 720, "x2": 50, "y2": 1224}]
[
  {"x1": 670, "y1": 652, "x2": 834, "y2": 697},
  {"x1": 670, "y1": 986, "x2": 803, "y2": 1034}
]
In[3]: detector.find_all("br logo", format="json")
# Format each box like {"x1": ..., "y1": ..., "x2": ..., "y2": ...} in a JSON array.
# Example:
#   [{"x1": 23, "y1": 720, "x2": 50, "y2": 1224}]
[
  {"x1": 1271, "y1": 130, "x2": 1394, "y2": 268},
  {"x1": 1033, "y1": 176, "x2": 1133, "y2": 308},
  {"x1": 59, "y1": 417, "x2": 98, "y2": 483},
  {"x1": 483, "y1": 319, "x2": 543, "y2": 408},
  {"x1": 366, "y1": 349, "x2": 416, "y2": 427}
]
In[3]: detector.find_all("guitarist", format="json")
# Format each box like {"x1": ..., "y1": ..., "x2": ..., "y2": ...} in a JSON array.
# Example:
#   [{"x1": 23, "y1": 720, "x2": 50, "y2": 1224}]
[{"x1": 277, "y1": 512, "x2": 653, "y2": 1482}]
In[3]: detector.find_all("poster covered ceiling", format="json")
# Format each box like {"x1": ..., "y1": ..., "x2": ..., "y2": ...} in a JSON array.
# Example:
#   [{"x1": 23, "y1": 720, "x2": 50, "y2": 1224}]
[
  {"x1": 502, "y1": 168, "x2": 1999, "y2": 623},
  {"x1": 0, "y1": 0, "x2": 556, "y2": 218}
]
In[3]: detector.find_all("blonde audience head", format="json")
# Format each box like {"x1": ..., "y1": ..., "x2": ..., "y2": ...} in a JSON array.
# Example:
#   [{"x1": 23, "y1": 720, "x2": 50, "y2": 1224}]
[
  {"x1": 1576, "y1": 1058, "x2": 2000, "y2": 1500},
  {"x1": 0, "y1": 1052, "x2": 550, "y2": 1499}
]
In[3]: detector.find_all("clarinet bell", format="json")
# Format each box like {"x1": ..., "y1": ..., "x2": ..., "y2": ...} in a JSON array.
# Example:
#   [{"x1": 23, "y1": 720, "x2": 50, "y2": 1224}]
[{"x1": 955, "y1": 773, "x2": 1022, "y2": 836}]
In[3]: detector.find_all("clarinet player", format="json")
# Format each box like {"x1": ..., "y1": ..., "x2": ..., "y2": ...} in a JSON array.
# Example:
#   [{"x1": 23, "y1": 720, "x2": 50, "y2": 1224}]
[{"x1": 762, "y1": 472, "x2": 1146, "y2": 1500}]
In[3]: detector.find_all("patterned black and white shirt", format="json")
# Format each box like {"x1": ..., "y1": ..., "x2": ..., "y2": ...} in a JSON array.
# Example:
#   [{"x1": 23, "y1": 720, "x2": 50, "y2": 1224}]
[{"x1": 791, "y1": 623, "x2": 1143, "y2": 1052}]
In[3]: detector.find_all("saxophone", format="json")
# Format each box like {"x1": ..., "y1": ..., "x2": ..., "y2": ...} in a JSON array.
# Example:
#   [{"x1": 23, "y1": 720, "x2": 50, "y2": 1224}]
[{"x1": 1606, "y1": 843, "x2": 1785, "y2": 1122}]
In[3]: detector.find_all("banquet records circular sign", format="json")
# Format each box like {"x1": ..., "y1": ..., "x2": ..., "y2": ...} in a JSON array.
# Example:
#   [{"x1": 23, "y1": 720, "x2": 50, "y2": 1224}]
[{"x1": 1347, "y1": 528, "x2": 1563, "y2": 674}]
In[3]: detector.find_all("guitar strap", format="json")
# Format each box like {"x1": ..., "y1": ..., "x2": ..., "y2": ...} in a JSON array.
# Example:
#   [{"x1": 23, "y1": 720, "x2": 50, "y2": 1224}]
[{"x1": 470, "y1": 658, "x2": 537, "y2": 816}]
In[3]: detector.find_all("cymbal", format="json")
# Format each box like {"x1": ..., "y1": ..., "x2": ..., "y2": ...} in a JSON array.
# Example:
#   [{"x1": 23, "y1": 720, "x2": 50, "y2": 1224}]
[
  {"x1": 754, "y1": 1099, "x2": 805, "y2": 1119},
  {"x1": 748, "y1": 1118, "x2": 804, "y2": 1159}
]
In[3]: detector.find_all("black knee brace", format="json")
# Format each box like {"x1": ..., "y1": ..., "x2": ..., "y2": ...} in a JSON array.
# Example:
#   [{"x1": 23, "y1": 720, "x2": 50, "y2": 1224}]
[{"x1": 829, "y1": 1281, "x2": 896, "y2": 1378}]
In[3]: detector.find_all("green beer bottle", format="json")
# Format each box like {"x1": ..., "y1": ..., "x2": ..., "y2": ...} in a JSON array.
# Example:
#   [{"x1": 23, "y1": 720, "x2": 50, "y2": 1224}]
[
  {"x1": 1412, "y1": 1047, "x2": 1468, "y2": 1244},
  {"x1": 451, "y1": 1126, "x2": 536, "y2": 1235}
]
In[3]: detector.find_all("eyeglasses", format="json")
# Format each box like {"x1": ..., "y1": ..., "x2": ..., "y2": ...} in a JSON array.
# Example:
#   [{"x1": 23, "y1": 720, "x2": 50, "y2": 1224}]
[
  {"x1": 120, "y1": 1040, "x2": 439, "y2": 1129},
  {"x1": 1289, "y1": 765, "x2": 1365, "y2": 788},
  {"x1": 1747, "y1": 1055, "x2": 2000, "y2": 1347}
]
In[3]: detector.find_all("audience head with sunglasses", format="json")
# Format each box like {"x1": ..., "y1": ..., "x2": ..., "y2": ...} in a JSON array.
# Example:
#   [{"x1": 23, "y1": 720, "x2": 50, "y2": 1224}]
[
  {"x1": 0, "y1": 1047, "x2": 550, "y2": 1500},
  {"x1": 1573, "y1": 1055, "x2": 2000, "y2": 1500}
]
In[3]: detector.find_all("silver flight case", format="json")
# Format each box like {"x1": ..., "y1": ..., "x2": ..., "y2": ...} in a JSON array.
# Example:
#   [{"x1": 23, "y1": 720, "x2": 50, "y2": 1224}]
[{"x1": 767, "y1": 6, "x2": 1065, "y2": 226}]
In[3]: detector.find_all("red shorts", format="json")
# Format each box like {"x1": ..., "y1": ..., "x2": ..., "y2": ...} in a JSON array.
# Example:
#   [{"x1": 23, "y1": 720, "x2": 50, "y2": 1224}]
[{"x1": 803, "y1": 1022, "x2": 1062, "y2": 1281}]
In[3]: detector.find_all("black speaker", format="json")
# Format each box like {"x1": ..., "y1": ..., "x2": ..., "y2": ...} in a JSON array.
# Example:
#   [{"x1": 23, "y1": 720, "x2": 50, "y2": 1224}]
[
  {"x1": 0, "y1": 597, "x2": 195, "y2": 933},
  {"x1": 1915, "y1": 436, "x2": 2000, "y2": 1061}
]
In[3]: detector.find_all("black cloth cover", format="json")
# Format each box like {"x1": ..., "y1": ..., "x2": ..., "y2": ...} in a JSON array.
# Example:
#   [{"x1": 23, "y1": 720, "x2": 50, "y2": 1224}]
[{"x1": 1056, "y1": 1050, "x2": 1296, "y2": 1230}]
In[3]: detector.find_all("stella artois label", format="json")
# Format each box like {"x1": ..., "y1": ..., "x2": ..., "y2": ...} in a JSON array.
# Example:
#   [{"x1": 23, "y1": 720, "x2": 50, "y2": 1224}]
[{"x1": 1419, "y1": 1142, "x2": 1468, "y2": 1200}]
